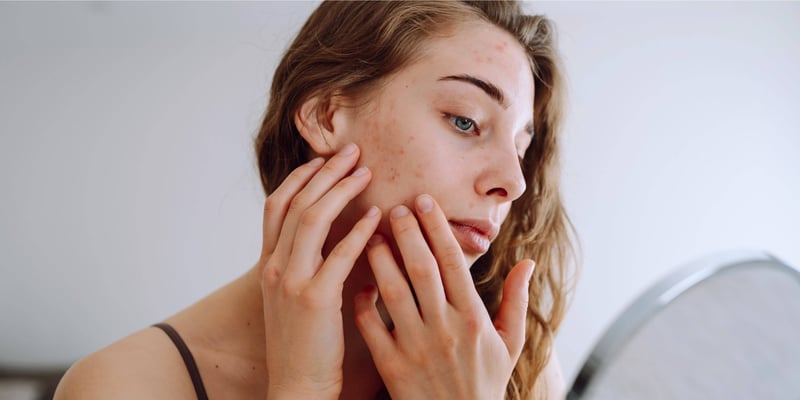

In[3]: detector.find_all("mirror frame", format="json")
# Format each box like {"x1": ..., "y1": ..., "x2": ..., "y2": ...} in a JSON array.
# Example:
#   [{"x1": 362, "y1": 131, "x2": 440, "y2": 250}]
[{"x1": 567, "y1": 249, "x2": 800, "y2": 400}]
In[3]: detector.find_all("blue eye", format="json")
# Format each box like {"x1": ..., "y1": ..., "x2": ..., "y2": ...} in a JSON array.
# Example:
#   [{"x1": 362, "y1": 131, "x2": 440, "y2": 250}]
[
  {"x1": 454, "y1": 117, "x2": 473, "y2": 131},
  {"x1": 446, "y1": 114, "x2": 478, "y2": 134}
]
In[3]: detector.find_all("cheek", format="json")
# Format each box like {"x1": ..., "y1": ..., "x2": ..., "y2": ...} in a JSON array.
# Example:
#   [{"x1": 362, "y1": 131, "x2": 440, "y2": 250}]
[
  {"x1": 359, "y1": 114, "x2": 427, "y2": 185},
  {"x1": 351, "y1": 118, "x2": 430, "y2": 209},
  {"x1": 498, "y1": 203, "x2": 513, "y2": 223}
]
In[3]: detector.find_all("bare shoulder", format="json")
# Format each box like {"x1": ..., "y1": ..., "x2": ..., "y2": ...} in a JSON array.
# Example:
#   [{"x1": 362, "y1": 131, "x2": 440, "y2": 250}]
[
  {"x1": 54, "y1": 326, "x2": 196, "y2": 400},
  {"x1": 534, "y1": 348, "x2": 566, "y2": 400}
]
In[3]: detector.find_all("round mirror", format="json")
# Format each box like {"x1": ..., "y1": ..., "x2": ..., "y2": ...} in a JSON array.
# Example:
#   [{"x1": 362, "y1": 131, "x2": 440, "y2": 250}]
[{"x1": 568, "y1": 250, "x2": 800, "y2": 400}]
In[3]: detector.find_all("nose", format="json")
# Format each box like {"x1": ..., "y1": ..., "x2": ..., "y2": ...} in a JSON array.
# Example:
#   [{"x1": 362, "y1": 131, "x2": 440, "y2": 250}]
[{"x1": 475, "y1": 145, "x2": 527, "y2": 202}]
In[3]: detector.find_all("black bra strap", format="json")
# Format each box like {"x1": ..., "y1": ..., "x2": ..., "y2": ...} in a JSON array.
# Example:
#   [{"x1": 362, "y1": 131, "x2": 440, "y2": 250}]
[{"x1": 152, "y1": 323, "x2": 209, "y2": 400}]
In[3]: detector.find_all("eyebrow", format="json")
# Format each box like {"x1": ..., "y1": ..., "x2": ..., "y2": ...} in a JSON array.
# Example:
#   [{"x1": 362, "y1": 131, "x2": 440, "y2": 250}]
[
  {"x1": 438, "y1": 74, "x2": 536, "y2": 136},
  {"x1": 438, "y1": 74, "x2": 506, "y2": 108}
]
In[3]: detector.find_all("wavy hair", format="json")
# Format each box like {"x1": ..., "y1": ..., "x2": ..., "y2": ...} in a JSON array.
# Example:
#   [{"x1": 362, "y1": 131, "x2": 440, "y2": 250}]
[{"x1": 254, "y1": 1, "x2": 578, "y2": 398}]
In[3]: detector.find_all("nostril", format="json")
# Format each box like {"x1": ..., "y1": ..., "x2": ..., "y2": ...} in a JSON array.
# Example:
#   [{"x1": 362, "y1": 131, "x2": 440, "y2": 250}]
[{"x1": 487, "y1": 187, "x2": 508, "y2": 197}]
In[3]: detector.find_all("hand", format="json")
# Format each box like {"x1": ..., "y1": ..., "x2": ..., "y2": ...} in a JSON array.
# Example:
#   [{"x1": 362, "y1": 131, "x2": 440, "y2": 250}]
[
  {"x1": 258, "y1": 144, "x2": 381, "y2": 399},
  {"x1": 354, "y1": 194, "x2": 535, "y2": 400}
]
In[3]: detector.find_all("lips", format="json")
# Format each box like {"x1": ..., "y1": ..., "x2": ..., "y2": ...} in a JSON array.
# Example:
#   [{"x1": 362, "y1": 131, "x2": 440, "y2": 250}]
[{"x1": 448, "y1": 219, "x2": 499, "y2": 255}]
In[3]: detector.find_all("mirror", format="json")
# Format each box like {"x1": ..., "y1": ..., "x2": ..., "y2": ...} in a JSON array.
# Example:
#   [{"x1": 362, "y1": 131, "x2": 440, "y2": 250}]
[{"x1": 568, "y1": 250, "x2": 800, "y2": 399}]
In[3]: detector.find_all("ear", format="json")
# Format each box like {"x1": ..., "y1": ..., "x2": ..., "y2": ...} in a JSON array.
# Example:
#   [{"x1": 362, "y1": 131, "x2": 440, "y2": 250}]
[{"x1": 294, "y1": 94, "x2": 349, "y2": 157}]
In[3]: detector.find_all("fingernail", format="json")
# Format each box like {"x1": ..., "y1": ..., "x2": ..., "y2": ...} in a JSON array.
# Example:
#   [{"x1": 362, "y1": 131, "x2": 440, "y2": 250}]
[
  {"x1": 390, "y1": 205, "x2": 409, "y2": 218},
  {"x1": 416, "y1": 194, "x2": 433, "y2": 213},
  {"x1": 339, "y1": 143, "x2": 357, "y2": 156},
  {"x1": 367, "y1": 234, "x2": 384, "y2": 246},
  {"x1": 351, "y1": 166, "x2": 369, "y2": 177},
  {"x1": 308, "y1": 157, "x2": 324, "y2": 167},
  {"x1": 527, "y1": 260, "x2": 536, "y2": 280},
  {"x1": 365, "y1": 206, "x2": 379, "y2": 218}
]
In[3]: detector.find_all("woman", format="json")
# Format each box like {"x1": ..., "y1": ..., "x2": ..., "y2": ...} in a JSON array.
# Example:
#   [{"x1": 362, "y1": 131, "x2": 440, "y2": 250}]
[{"x1": 55, "y1": 1, "x2": 576, "y2": 399}]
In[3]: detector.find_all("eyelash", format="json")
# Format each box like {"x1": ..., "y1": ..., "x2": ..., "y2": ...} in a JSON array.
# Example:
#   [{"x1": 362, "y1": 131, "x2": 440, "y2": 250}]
[
  {"x1": 445, "y1": 114, "x2": 480, "y2": 135},
  {"x1": 444, "y1": 113, "x2": 527, "y2": 166}
]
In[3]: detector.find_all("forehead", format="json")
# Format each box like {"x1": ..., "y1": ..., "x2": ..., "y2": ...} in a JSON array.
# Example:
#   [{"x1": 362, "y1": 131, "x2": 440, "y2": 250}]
[{"x1": 405, "y1": 22, "x2": 535, "y2": 111}]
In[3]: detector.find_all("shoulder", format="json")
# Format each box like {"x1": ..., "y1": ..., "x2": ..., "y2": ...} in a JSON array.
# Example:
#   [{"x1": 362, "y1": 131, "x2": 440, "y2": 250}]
[
  {"x1": 534, "y1": 348, "x2": 566, "y2": 400},
  {"x1": 54, "y1": 326, "x2": 197, "y2": 400}
]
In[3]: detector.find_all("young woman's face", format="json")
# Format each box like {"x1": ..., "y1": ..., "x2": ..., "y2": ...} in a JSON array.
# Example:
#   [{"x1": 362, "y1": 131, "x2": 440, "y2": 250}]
[{"x1": 337, "y1": 22, "x2": 535, "y2": 266}]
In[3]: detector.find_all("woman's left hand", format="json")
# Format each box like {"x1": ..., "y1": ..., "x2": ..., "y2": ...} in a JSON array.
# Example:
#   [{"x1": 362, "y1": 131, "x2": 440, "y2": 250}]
[{"x1": 354, "y1": 194, "x2": 535, "y2": 400}]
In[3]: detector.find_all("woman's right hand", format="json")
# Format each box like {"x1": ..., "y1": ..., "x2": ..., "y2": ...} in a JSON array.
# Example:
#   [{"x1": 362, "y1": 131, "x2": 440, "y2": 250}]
[{"x1": 258, "y1": 143, "x2": 380, "y2": 400}]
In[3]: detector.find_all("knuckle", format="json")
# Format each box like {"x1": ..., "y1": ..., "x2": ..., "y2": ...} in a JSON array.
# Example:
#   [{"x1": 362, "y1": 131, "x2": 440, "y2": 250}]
[
  {"x1": 263, "y1": 195, "x2": 281, "y2": 214},
  {"x1": 441, "y1": 245, "x2": 464, "y2": 270},
  {"x1": 279, "y1": 280, "x2": 300, "y2": 298},
  {"x1": 328, "y1": 240, "x2": 353, "y2": 261},
  {"x1": 463, "y1": 310, "x2": 486, "y2": 336},
  {"x1": 380, "y1": 284, "x2": 407, "y2": 304},
  {"x1": 292, "y1": 163, "x2": 312, "y2": 176},
  {"x1": 298, "y1": 287, "x2": 328, "y2": 310},
  {"x1": 354, "y1": 307, "x2": 373, "y2": 329},
  {"x1": 321, "y1": 161, "x2": 339, "y2": 174},
  {"x1": 406, "y1": 261, "x2": 435, "y2": 282},
  {"x1": 393, "y1": 221, "x2": 417, "y2": 236},
  {"x1": 261, "y1": 262, "x2": 282, "y2": 287},
  {"x1": 288, "y1": 193, "x2": 311, "y2": 211},
  {"x1": 435, "y1": 331, "x2": 457, "y2": 352},
  {"x1": 299, "y1": 208, "x2": 323, "y2": 227}
]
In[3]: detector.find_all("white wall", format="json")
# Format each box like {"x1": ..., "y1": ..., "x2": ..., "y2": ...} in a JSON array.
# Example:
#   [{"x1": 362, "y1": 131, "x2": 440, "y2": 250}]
[{"x1": 1, "y1": 1, "x2": 798, "y2": 386}]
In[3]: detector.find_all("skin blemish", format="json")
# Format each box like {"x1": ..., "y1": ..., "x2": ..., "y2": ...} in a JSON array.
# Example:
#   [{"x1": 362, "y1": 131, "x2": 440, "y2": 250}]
[
  {"x1": 472, "y1": 49, "x2": 493, "y2": 64},
  {"x1": 495, "y1": 41, "x2": 508, "y2": 52},
  {"x1": 389, "y1": 167, "x2": 399, "y2": 182}
]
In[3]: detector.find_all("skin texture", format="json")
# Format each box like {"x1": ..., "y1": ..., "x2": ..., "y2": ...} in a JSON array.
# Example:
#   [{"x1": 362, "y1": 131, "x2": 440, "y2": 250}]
[
  {"x1": 54, "y1": 21, "x2": 564, "y2": 400},
  {"x1": 318, "y1": 23, "x2": 535, "y2": 266}
]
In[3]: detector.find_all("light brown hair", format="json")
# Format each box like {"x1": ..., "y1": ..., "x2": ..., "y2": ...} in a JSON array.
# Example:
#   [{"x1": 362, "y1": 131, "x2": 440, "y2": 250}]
[{"x1": 254, "y1": 1, "x2": 578, "y2": 398}]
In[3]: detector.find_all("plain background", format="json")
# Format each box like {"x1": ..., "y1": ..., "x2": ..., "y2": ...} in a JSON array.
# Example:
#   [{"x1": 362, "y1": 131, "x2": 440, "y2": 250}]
[{"x1": 1, "y1": 1, "x2": 798, "y2": 385}]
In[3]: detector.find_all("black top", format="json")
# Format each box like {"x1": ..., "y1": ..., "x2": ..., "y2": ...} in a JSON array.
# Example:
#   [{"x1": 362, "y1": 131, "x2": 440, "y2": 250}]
[{"x1": 152, "y1": 323, "x2": 209, "y2": 400}]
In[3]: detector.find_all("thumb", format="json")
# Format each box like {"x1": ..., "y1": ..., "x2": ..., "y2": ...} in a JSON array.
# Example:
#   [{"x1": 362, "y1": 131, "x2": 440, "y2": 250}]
[{"x1": 493, "y1": 259, "x2": 535, "y2": 358}]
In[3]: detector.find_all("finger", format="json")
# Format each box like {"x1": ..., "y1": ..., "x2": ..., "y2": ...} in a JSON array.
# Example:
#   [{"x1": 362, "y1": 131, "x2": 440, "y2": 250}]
[
  {"x1": 366, "y1": 233, "x2": 423, "y2": 333},
  {"x1": 413, "y1": 194, "x2": 478, "y2": 310},
  {"x1": 311, "y1": 206, "x2": 382, "y2": 291},
  {"x1": 272, "y1": 143, "x2": 360, "y2": 261},
  {"x1": 493, "y1": 259, "x2": 535, "y2": 358},
  {"x1": 354, "y1": 284, "x2": 396, "y2": 361},
  {"x1": 288, "y1": 166, "x2": 373, "y2": 279},
  {"x1": 388, "y1": 204, "x2": 446, "y2": 322},
  {"x1": 260, "y1": 157, "x2": 324, "y2": 258}
]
